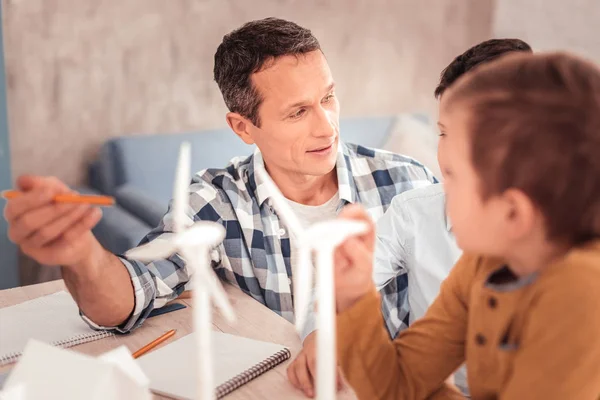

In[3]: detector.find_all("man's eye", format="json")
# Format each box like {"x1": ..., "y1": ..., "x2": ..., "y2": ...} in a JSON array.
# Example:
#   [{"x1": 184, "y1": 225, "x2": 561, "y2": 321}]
[
  {"x1": 323, "y1": 94, "x2": 335, "y2": 103},
  {"x1": 291, "y1": 109, "x2": 306, "y2": 119}
]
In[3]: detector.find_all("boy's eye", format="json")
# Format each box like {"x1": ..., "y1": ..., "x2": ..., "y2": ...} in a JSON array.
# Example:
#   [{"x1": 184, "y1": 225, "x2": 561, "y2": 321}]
[{"x1": 439, "y1": 132, "x2": 446, "y2": 137}]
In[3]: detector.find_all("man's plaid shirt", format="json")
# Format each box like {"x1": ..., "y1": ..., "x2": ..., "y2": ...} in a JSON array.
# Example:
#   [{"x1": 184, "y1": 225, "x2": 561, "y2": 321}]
[{"x1": 84, "y1": 142, "x2": 436, "y2": 335}]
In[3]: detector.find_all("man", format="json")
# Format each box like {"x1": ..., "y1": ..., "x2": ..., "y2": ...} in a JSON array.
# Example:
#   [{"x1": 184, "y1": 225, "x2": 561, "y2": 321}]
[
  {"x1": 288, "y1": 38, "x2": 532, "y2": 397},
  {"x1": 3, "y1": 18, "x2": 434, "y2": 334}
]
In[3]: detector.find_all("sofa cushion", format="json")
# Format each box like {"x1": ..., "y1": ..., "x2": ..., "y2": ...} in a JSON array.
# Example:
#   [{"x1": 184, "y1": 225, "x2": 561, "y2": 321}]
[
  {"x1": 95, "y1": 128, "x2": 253, "y2": 205},
  {"x1": 339, "y1": 115, "x2": 395, "y2": 149},
  {"x1": 381, "y1": 114, "x2": 441, "y2": 180},
  {"x1": 114, "y1": 184, "x2": 168, "y2": 228},
  {"x1": 75, "y1": 186, "x2": 153, "y2": 253}
]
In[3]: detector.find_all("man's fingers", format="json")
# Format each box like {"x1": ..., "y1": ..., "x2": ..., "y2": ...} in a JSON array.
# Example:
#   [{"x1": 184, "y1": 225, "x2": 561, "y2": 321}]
[
  {"x1": 305, "y1": 353, "x2": 320, "y2": 396},
  {"x1": 28, "y1": 205, "x2": 92, "y2": 246},
  {"x1": 16, "y1": 175, "x2": 69, "y2": 192},
  {"x1": 288, "y1": 350, "x2": 344, "y2": 396},
  {"x1": 287, "y1": 362, "x2": 301, "y2": 389},
  {"x1": 293, "y1": 355, "x2": 315, "y2": 398},
  {"x1": 60, "y1": 208, "x2": 102, "y2": 244},
  {"x1": 4, "y1": 177, "x2": 73, "y2": 223},
  {"x1": 4, "y1": 189, "x2": 57, "y2": 223},
  {"x1": 16, "y1": 175, "x2": 47, "y2": 191},
  {"x1": 306, "y1": 352, "x2": 317, "y2": 378},
  {"x1": 8, "y1": 203, "x2": 77, "y2": 243}
]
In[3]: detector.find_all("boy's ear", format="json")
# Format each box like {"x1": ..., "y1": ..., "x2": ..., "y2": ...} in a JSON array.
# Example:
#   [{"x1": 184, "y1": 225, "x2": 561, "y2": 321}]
[
  {"x1": 226, "y1": 112, "x2": 255, "y2": 145},
  {"x1": 503, "y1": 188, "x2": 537, "y2": 239}
]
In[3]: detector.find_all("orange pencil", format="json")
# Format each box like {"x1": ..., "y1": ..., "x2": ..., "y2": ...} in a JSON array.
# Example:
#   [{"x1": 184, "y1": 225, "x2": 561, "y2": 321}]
[
  {"x1": 132, "y1": 329, "x2": 177, "y2": 359},
  {"x1": 1, "y1": 190, "x2": 115, "y2": 207}
]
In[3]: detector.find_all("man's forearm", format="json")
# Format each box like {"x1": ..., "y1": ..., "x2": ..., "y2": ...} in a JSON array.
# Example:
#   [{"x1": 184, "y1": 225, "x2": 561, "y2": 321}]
[{"x1": 62, "y1": 242, "x2": 135, "y2": 327}]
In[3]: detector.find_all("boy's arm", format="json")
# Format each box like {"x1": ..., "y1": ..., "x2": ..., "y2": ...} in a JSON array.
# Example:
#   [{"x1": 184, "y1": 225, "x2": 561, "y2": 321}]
[{"x1": 337, "y1": 253, "x2": 478, "y2": 400}]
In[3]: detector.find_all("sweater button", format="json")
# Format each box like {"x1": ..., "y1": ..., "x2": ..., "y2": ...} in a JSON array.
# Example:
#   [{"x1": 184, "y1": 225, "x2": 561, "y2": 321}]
[
  {"x1": 488, "y1": 296, "x2": 498, "y2": 309},
  {"x1": 475, "y1": 333, "x2": 487, "y2": 346}
]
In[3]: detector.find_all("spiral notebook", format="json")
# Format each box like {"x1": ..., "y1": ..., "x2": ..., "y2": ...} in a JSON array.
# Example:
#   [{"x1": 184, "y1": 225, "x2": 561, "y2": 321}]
[
  {"x1": 0, "y1": 291, "x2": 114, "y2": 366},
  {"x1": 137, "y1": 332, "x2": 291, "y2": 399}
]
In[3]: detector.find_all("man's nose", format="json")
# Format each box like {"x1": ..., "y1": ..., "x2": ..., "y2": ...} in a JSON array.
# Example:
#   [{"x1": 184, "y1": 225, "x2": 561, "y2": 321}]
[{"x1": 312, "y1": 108, "x2": 337, "y2": 138}]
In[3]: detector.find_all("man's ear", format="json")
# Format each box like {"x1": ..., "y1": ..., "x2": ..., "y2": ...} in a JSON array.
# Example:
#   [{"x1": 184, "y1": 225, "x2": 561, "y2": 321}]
[{"x1": 226, "y1": 112, "x2": 255, "y2": 145}]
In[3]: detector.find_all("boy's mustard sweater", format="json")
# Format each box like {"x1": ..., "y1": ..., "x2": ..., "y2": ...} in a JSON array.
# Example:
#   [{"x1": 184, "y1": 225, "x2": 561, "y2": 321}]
[{"x1": 337, "y1": 241, "x2": 600, "y2": 399}]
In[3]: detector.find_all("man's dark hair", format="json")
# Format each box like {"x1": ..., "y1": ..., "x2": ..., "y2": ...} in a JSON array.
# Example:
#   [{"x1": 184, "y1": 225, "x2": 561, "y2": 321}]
[
  {"x1": 434, "y1": 39, "x2": 532, "y2": 98},
  {"x1": 214, "y1": 18, "x2": 321, "y2": 126}
]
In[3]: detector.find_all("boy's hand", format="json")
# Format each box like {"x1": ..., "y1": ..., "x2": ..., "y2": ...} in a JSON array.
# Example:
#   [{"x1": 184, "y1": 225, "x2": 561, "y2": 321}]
[{"x1": 334, "y1": 204, "x2": 377, "y2": 313}]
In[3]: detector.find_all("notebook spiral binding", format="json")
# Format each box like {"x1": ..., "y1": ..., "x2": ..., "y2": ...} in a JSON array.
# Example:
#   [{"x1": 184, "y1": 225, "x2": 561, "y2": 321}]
[
  {"x1": 216, "y1": 347, "x2": 292, "y2": 399},
  {"x1": 0, "y1": 331, "x2": 115, "y2": 366}
]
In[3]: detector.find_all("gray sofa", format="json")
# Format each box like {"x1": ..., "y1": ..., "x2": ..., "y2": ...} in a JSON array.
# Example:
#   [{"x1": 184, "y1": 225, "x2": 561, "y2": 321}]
[{"x1": 82, "y1": 116, "x2": 400, "y2": 254}]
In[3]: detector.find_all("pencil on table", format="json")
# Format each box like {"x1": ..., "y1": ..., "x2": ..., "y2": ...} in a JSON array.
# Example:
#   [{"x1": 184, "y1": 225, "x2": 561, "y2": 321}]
[
  {"x1": 1, "y1": 190, "x2": 115, "y2": 207},
  {"x1": 132, "y1": 329, "x2": 177, "y2": 359}
]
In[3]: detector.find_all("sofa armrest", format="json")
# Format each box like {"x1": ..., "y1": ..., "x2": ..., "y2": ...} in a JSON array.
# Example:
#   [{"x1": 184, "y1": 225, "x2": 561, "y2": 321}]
[
  {"x1": 93, "y1": 205, "x2": 153, "y2": 254},
  {"x1": 74, "y1": 186, "x2": 153, "y2": 254},
  {"x1": 114, "y1": 184, "x2": 168, "y2": 228}
]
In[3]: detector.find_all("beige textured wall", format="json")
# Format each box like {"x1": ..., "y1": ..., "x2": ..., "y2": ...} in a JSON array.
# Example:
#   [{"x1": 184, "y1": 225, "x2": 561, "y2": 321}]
[
  {"x1": 3, "y1": 0, "x2": 494, "y2": 186},
  {"x1": 493, "y1": 0, "x2": 600, "y2": 63}
]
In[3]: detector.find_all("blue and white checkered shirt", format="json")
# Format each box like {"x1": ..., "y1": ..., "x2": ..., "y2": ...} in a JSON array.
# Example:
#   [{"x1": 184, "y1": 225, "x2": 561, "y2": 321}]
[{"x1": 84, "y1": 142, "x2": 436, "y2": 333}]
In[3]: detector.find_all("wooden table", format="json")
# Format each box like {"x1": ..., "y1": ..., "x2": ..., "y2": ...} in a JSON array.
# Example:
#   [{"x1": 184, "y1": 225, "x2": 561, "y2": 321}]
[{"x1": 0, "y1": 280, "x2": 356, "y2": 399}]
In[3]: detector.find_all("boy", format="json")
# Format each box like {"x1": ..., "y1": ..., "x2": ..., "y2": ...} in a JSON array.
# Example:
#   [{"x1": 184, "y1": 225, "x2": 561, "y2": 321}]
[
  {"x1": 375, "y1": 38, "x2": 532, "y2": 395},
  {"x1": 376, "y1": 39, "x2": 533, "y2": 338},
  {"x1": 334, "y1": 52, "x2": 600, "y2": 399}
]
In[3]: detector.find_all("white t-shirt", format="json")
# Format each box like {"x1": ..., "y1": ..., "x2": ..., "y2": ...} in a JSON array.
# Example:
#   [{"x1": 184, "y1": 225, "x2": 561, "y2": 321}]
[{"x1": 286, "y1": 192, "x2": 340, "y2": 287}]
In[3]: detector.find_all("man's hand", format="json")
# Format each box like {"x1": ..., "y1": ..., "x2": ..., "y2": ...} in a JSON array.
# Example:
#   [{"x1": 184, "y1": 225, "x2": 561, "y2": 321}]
[
  {"x1": 334, "y1": 204, "x2": 377, "y2": 313},
  {"x1": 4, "y1": 175, "x2": 135, "y2": 327},
  {"x1": 287, "y1": 331, "x2": 344, "y2": 398},
  {"x1": 3, "y1": 175, "x2": 103, "y2": 271}
]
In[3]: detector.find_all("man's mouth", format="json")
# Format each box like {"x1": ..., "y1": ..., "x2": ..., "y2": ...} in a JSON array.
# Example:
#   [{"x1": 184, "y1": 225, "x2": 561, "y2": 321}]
[{"x1": 307, "y1": 143, "x2": 334, "y2": 154}]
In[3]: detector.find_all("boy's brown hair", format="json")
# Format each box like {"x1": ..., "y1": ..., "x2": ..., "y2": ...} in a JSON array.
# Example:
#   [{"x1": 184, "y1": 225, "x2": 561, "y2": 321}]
[{"x1": 447, "y1": 52, "x2": 600, "y2": 245}]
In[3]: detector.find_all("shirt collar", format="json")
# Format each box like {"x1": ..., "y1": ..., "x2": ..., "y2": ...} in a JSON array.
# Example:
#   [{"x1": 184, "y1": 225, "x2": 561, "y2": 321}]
[
  {"x1": 251, "y1": 142, "x2": 357, "y2": 208},
  {"x1": 250, "y1": 148, "x2": 271, "y2": 208},
  {"x1": 334, "y1": 143, "x2": 359, "y2": 204},
  {"x1": 443, "y1": 193, "x2": 452, "y2": 231}
]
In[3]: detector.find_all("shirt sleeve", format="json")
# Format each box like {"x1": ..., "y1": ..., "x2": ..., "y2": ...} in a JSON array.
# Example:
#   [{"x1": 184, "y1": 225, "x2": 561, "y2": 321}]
[
  {"x1": 373, "y1": 194, "x2": 413, "y2": 289},
  {"x1": 81, "y1": 174, "x2": 226, "y2": 333},
  {"x1": 337, "y1": 253, "x2": 477, "y2": 400}
]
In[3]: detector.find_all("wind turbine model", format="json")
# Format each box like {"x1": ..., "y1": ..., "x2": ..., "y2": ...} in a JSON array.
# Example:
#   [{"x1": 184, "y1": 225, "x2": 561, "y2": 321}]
[
  {"x1": 126, "y1": 142, "x2": 235, "y2": 400},
  {"x1": 255, "y1": 168, "x2": 368, "y2": 399}
]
